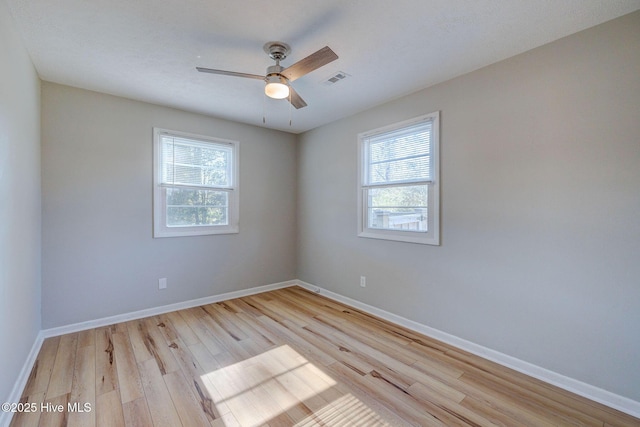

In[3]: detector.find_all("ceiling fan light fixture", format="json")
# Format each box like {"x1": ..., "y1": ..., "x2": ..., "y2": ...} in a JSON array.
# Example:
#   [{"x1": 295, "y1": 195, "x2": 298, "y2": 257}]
[{"x1": 265, "y1": 75, "x2": 290, "y2": 99}]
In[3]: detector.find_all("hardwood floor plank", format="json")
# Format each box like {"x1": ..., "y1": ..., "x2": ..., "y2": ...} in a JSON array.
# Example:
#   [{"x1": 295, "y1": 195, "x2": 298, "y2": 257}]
[
  {"x1": 237, "y1": 336, "x2": 271, "y2": 358},
  {"x1": 187, "y1": 343, "x2": 232, "y2": 417},
  {"x1": 411, "y1": 357, "x2": 465, "y2": 382},
  {"x1": 221, "y1": 298, "x2": 255, "y2": 315},
  {"x1": 258, "y1": 347, "x2": 334, "y2": 419},
  {"x1": 326, "y1": 361, "x2": 444, "y2": 427},
  {"x1": 125, "y1": 320, "x2": 154, "y2": 363},
  {"x1": 448, "y1": 348, "x2": 639, "y2": 426},
  {"x1": 232, "y1": 361, "x2": 297, "y2": 426},
  {"x1": 286, "y1": 288, "x2": 433, "y2": 347},
  {"x1": 112, "y1": 331, "x2": 144, "y2": 404},
  {"x1": 228, "y1": 311, "x2": 277, "y2": 349},
  {"x1": 308, "y1": 393, "x2": 393, "y2": 426},
  {"x1": 252, "y1": 294, "x2": 313, "y2": 328},
  {"x1": 95, "y1": 327, "x2": 118, "y2": 397},
  {"x1": 203, "y1": 354, "x2": 270, "y2": 426},
  {"x1": 242, "y1": 361, "x2": 314, "y2": 424},
  {"x1": 284, "y1": 288, "x2": 354, "y2": 319},
  {"x1": 231, "y1": 311, "x2": 287, "y2": 348},
  {"x1": 22, "y1": 336, "x2": 60, "y2": 397},
  {"x1": 95, "y1": 389, "x2": 125, "y2": 427},
  {"x1": 163, "y1": 370, "x2": 212, "y2": 427},
  {"x1": 229, "y1": 296, "x2": 274, "y2": 318},
  {"x1": 37, "y1": 393, "x2": 69, "y2": 427},
  {"x1": 137, "y1": 317, "x2": 181, "y2": 375},
  {"x1": 46, "y1": 333, "x2": 78, "y2": 400},
  {"x1": 13, "y1": 286, "x2": 639, "y2": 427},
  {"x1": 168, "y1": 338, "x2": 221, "y2": 422},
  {"x1": 137, "y1": 358, "x2": 182, "y2": 427},
  {"x1": 406, "y1": 381, "x2": 496, "y2": 427},
  {"x1": 8, "y1": 392, "x2": 45, "y2": 427},
  {"x1": 602, "y1": 415, "x2": 640, "y2": 427},
  {"x1": 122, "y1": 397, "x2": 153, "y2": 427},
  {"x1": 211, "y1": 412, "x2": 241, "y2": 427},
  {"x1": 76, "y1": 330, "x2": 95, "y2": 349},
  {"x1": 427, "y1": 345, "x2": 620, "y2": 426},
  {"x1": 292, "y1": 291, "x2": 448, "y2": 354},
  {"x1": 196, "y1": 311, "x2": 253, "y2": 360},
  {"x1": 315, "y1": 310, "x2": 463, "y2": 383},
  {"x1": 312, "y1": 315, "x2": 420, "y2": 367},
  {"x1": 459, "y1": 395, "x2": 538, "y2": 427},
  {"x1": 241, "y1": 294, "x2": 290, "y2": 323},
  {"x1": 314, "y1": 311, "x2": 414, "y2": 351},
  {"x1": 330, "y1": 330, "x2": 467, "y2": 404},
  {"x1": 178, "y1": 308, "x2": 226, "y2": 356},
  {"x1": 294, "y1": 322, "x2": 376, "y2": 374},
  {"x1": 154, "y1": 313, "x2": 181, "y2": 344},
  {"x1": 68, "y1": 344, "x2": 95, "y2": 427},
  {"x1": 314, "y1": 381, "x2": 405, "y2": 427},
  {"x1": 165, "y1": 310, "x2": 200, "y2": 346},
  {"x1": 252, "y1": 315, "x2": 336, "y2": 367},
  {"x1": 363, "y1": 364, "x2": 480, "y2": 427},
  {"x1": 605, "y1": 420, "x2": 640, "y2": 427},
  {"x1": 459, "y1": 369, "x2": 603, "y2": 426},
  {"x1": 455, "y1": 373, "x2": 564, "y2": 426},
  {"x1": 201, "y1": 303, "x2": 249, "y2": 341}
]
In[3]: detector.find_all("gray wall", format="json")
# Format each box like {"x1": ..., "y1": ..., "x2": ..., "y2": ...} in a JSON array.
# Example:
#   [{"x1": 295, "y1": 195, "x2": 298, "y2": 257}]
[
  {"x1": 297, "y1": 12, "x2": 640, "y2": 401},
  {"x1": 41, "y1": 83, "x2": 297, "y2": 328},
  {"x1": 0, "y1": 0, "x2": 42, "y2": 404},
  {"x1": 9, "y1": 4, "x2": 640, "y2": 409}
]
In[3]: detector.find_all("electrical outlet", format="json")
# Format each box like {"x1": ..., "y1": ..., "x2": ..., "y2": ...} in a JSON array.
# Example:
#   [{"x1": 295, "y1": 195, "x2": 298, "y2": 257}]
[
  {"x1": 159, "y1": 278, "x2": 167, "y2": 290},
  {"x1": 360, "y1": 276, "x2": 366, "y2": 287}
]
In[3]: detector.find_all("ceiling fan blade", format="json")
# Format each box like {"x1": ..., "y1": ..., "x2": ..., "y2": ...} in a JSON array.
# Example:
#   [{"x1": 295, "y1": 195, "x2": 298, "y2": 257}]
[
  {"x1": 288, "y1": 86, "x2": 307, "y2": 109},
  {"x1": 196, "y1": 67, "x2": 264, "y2": 80},
  {"x1": 281, "y1": 46, "x2": 338, "y2": 82}
]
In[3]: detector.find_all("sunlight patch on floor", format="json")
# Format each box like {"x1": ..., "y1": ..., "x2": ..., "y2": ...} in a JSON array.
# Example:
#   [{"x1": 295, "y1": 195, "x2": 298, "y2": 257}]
[
  {"x1": 200, "y1": 345, "x2": 388, "y2": 426},
  {"x1": 294, "y1": 393, "x2": 391, "y2": 426}
]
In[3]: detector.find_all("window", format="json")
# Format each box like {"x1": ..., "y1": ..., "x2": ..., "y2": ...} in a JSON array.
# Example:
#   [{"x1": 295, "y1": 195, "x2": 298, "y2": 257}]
[
  {"x1": 153, "y1": 128, "x2": 239, "y2": 238},
  {"x1": 358, "y1": 112, "x2": 440, "y2": 245}
]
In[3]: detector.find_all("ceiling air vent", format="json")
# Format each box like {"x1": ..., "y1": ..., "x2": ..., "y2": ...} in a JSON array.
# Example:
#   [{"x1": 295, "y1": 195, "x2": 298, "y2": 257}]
[{"x1": 322, "y1": 71, "x2": 350, "y2": 86}]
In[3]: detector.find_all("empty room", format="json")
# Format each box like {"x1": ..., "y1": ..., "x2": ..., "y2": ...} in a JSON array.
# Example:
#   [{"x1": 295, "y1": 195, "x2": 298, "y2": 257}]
[{"x1": 1, "y1": 1, "x2": 639, "y2": 426}]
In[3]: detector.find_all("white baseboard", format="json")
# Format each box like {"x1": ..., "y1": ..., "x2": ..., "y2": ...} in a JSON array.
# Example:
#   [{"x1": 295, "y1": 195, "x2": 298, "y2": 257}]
[
  {"x1": 40, "y1": 280, "x2": 297, "y2": 338},
  {"x1": 295, "y1": 280, "x2": 640, "y2": 419},
  {"x1": 5, "y1": 278, "x2": 638, "y2": 427},
  {"x1": 1, "y1": 332, "x2": 45, "y2": 427}
]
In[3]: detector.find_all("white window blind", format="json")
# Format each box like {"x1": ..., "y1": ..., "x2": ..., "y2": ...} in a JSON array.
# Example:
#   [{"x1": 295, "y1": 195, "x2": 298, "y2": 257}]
[
  {"x1": 160, "y1": 134, "x2": 234, "y2": 189},
  {"x1": 364, "y1": 120, "x2": 432, "y2": 186}
]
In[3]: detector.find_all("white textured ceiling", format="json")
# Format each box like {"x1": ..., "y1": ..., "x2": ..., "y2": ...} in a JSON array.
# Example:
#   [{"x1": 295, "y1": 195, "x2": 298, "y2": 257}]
[{"x1": 5, "y1": 0, "x2": 640, "y2": 133}]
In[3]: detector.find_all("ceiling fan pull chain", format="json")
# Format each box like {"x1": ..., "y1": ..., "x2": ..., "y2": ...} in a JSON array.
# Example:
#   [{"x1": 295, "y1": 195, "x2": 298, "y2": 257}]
[
  {"x1": 263, "y1": 91, "x2": 266, "y2": 124},
  {"x1": 289, "y1": 90, "x2": 292, "y2": 127}
]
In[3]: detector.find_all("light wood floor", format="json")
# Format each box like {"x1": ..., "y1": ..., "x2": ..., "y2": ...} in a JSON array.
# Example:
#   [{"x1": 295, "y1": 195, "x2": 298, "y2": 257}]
[{"x1": 10, "y1": 286, "x2": 639, "y2": 426}]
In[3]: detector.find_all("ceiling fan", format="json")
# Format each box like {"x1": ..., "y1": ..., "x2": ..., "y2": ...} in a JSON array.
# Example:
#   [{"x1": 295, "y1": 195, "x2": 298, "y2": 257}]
[{"x1": 197, "y1": 42, "x2": 338, "y2": 109}]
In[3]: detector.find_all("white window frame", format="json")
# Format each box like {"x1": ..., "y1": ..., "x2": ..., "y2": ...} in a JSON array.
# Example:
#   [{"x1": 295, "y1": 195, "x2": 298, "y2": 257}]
[
  {"x1": 153, "y1": 128, "x2": 239, "y2": 238},
  {"x1": 357, "y1": 112, "x2": 440, "y2": 245}
]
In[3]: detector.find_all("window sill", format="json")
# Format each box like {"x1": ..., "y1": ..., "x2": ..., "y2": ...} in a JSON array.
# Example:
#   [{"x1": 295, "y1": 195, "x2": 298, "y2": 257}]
[
  {"x1": 358, "y1": 229, "x2": 439, "y2": 246},
  {"x1": 153, "y1": 225, "x2": 239, "y2": 238}
]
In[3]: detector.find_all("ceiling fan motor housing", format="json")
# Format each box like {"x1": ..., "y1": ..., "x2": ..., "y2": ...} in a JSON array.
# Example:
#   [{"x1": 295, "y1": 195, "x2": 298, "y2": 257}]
[
  {"x1": 264, "y1": 42, "x2": 291, "y2": 62},
  {"x1": 266, "y1": 64, "x2": 286, "y2": 78}
]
